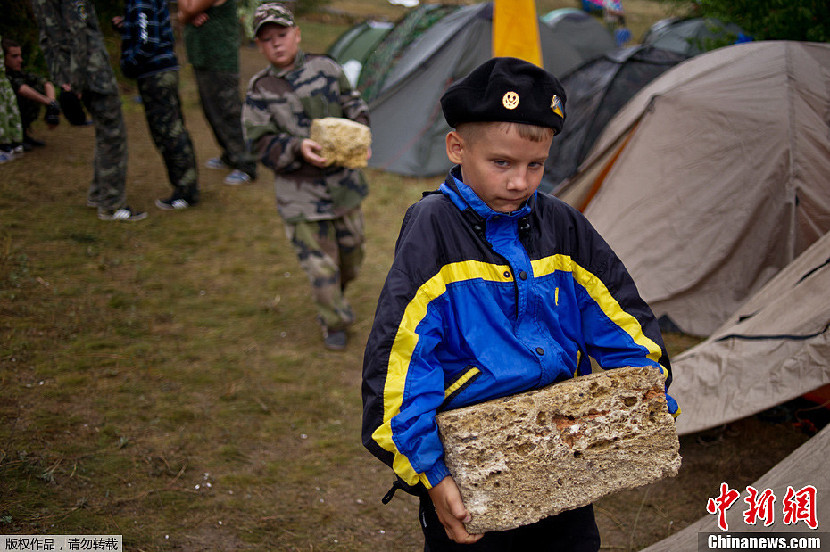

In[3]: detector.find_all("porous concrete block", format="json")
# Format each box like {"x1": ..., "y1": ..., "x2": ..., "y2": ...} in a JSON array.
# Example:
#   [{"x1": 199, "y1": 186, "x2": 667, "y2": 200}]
[
  {"x1": 309, "y1": 117, "x2": 371, "y2": 169},
  {"x1": 435, "y1": 366, "x2": 681, "y2": 533}
]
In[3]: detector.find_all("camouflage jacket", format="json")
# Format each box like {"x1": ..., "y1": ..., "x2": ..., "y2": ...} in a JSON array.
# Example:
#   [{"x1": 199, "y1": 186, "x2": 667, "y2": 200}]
[
  {"x1": 31, "y1": 0, "x2": 118, "y2": 95},
  {"x1": 243, "y1": 50, "x2": 370, "y2": 222}
]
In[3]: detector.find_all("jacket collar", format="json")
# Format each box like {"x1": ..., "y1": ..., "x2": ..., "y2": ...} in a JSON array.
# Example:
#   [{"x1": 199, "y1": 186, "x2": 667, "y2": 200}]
[
  {"x1": 440, "y1": 165, "x2": 534, "y2": 221},
  {"x1": 269, "y1": 49, "x2": 305, "y2": 78}
]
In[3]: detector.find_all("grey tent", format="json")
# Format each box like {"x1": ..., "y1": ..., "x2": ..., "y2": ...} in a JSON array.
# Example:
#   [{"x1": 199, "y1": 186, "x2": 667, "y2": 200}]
[
  {"x1": 366, "y1": 2, "x2": 585, "y2": 177},
  {"x1": 642, "y1": 423, "x2": 830, "y2": 551},
  {"x1": 542, "y1": 45, "x2": 687, "y2": 193},
  {"x1": 671, "y1": 229, "x2": 830, "y2": 436},
  {"x1": 541, "y1": 9, "x2": 616, "y2": 64},
  {"x1": 558, "y1": 41, "x2": 830, "y2": 335},
  {"x1": 641, "y1": 17, "x2": 748, "y2": 57}
]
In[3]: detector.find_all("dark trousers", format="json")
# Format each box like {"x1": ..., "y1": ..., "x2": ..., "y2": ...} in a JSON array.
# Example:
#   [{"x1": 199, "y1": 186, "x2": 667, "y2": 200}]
[
  {"x1": 193, "y1": 68, "x2": 256, "y2": 178},
  {"x1": 419, "y1": 496, "x2": 601, "y2": 552},
  {"x1": 137, "y1": 70, "x2": 198, "y2": 198}
]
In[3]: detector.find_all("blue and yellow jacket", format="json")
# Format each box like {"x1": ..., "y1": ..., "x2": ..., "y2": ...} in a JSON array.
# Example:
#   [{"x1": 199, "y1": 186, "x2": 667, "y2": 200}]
[{"x1": 361, "y1": 167, "x2": 677, "y2": 493}]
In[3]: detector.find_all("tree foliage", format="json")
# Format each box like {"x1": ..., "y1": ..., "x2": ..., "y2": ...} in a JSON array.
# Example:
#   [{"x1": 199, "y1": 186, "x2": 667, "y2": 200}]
[{"x1": 657, "y1": 0, "x2": 830, "y2": 42}]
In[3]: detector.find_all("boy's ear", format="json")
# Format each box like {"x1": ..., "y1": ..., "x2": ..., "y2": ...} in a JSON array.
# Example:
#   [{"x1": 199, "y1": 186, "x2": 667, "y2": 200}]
[{"x1": 446, "y1": 130, "x2": 464, "y2": 164}]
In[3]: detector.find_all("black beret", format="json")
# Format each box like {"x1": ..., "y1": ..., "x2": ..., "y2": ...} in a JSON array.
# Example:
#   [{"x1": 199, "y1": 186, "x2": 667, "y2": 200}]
[{"x1": 441, "y1": 57, "x2": 566, "y2": 134}]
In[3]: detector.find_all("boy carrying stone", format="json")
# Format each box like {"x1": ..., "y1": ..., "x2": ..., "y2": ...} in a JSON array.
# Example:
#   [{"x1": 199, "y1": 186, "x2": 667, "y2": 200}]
[
  {"x1": 242, "y1": 3, "x2": 370, "y2": 350},
  {"x1": 361, "y1": 57, "x2": 678, "y2": 551}
]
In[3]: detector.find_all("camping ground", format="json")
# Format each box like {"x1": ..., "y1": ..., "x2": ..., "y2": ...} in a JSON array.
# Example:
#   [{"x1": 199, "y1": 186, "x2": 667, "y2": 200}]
[{"x1": 0, "y1": 1, "x2": 824, "y2": 550}]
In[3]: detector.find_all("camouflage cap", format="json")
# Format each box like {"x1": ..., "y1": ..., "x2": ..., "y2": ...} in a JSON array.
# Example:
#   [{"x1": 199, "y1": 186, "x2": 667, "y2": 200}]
[{"x1": 253, "y1": 3, "x2": 295, "y2": 36}]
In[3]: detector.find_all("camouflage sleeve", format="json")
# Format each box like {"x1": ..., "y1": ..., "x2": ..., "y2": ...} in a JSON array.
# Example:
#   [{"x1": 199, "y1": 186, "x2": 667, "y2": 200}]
[
  {"x1": 31, "y1": 0, "x2": 72, "y2": 87},
  {"x1": 242, "y1": 75, "x2": 304, "y2": 174}
]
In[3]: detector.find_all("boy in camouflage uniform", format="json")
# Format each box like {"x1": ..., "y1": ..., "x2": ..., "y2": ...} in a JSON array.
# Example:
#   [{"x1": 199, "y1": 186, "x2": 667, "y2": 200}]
[
  {"x1": 31, "y1": 0, "x2": 146, "y2": 221},
  {"x1": 242, "y1": 3, "x2": 370, "y2": 350},
  {"x1": 114, "y1": 0, "x2": 199, "y2": 210}
]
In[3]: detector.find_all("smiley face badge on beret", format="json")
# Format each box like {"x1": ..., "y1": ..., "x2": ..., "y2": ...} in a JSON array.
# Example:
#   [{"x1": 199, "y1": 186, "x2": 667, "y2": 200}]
[{"x1": 440, "y1": 57, "x2": 567, "y2": 134}]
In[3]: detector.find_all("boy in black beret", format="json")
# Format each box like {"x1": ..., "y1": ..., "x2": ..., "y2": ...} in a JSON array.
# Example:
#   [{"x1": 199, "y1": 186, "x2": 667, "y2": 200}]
[{"x1": 362, "y1": 57, "x2": 677, "y2": 550}]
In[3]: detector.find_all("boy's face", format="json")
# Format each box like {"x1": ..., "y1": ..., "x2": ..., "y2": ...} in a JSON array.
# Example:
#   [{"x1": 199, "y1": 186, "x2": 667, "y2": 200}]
[
  {"x1": 446, "y1": 124, "x2": 552, "y2": 214},
  {"x1": 4, "y1": 46, "x2": 23, "y2": 72},
  {"x1": 256, "y1": 23, "x2": 301, "y2": 70}
]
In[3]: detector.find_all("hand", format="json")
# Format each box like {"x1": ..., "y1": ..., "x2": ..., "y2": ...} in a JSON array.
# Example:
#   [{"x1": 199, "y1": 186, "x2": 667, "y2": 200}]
[
  {"x1": 111, "y1": 16, "x2": 124, "y2": 30},
  {"x1": 427, "y1": 477, "x2": 484, "y2": 544},
  {"x1": 45, "y1": 101, "x2": 61, "y2": 128},
  {"x1": 301, "y1": 139, "x2": 329, "y2": 168},
  {"x1": 193, "y1": 12, "x2": 209, "y2": 26}
]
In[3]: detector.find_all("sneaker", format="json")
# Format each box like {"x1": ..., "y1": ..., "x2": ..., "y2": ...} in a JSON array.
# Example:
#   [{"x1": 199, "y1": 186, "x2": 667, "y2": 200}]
[
  {"x1": 224, "y1": 169, "x2": 252, "y2": 185},
  {"x1": 155, "y1": 197, "x2": 192, "y2": 210},
  {"x1": 0, "y1": 151, "x2": 14, "y2": 163},
  {"x1": 155, "y1": 189, "x2": 197, "y2": 211},
  {"x1": 322, "y1": 327, "x2": 347, "y2": 351},
  {"x1": 205, "y1": 157, "x2": 228, "y2": 170},
  {"x1": 98, "y1": 206, "x2": 148, "y2": 221}
]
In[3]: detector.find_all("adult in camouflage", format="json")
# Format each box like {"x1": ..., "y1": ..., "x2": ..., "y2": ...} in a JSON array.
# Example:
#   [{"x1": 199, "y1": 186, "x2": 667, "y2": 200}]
[{"x1": 30, "y1": 0, "x2": 146, "y2": 221}]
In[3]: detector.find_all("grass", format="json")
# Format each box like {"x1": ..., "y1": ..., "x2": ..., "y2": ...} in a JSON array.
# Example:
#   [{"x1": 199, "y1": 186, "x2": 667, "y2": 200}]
[{"x1": 0, "y1": 2, "x2": 815, "y2": 551}]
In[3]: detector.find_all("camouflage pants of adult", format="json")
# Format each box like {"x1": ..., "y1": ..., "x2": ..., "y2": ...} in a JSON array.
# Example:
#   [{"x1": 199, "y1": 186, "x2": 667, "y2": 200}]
[
  {"x1": 194, "y1": 69, "x2": 257, "y2": 178},
  {"x1": 82, "y1": 89, "x2": 128, "y2": 211},
  {"x1": 285, "y1": 208, "x2": 365, "y2": 331},
  {"x1": 0, "y1": 73, "x2": 22, "y2": 145},
  {"x1": 137, "y1": 70, "x2": 198, "y2": 199}
]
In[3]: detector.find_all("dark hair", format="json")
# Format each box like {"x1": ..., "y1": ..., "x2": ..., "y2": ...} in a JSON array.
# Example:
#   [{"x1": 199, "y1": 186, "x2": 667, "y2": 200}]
[{"x1": 2, "y1": 37, "x2": 21, "y2": 51}]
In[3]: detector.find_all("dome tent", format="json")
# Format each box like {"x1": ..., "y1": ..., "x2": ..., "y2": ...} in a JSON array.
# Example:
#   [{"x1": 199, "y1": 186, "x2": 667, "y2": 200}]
[
  {"x1": 366, "y1": 2, "x2": 587, "y2": 177},
  {"x1": 641, "y1": 16, "x2": 749, "y2": 57},
  {"x1": 559, "y1": 41, "x2": 830, "y2": 336},
  {"x1": 542, "y1": 45, "x2": 687, "y2": 193}
]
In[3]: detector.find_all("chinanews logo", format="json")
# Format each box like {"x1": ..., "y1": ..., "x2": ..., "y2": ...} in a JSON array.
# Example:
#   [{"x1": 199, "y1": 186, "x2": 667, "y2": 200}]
[{"x1": 700, "y1": 482, "x2": 829, "y2": 551}]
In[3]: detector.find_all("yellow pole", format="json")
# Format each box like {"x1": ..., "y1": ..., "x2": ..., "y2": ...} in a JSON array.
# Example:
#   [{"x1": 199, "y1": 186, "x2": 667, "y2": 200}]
[{"x1": 493, "y1": 0, "x2": 543, "y2": 67}]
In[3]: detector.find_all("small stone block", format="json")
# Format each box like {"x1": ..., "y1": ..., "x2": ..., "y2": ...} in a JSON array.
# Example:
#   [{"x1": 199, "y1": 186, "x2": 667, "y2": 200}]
[
  {"x1": 309, "y1": 117, "x2": 371, "y2": 169},
  {"x1": 435, "y1": 366, "x2": 681, "y2": 533}
]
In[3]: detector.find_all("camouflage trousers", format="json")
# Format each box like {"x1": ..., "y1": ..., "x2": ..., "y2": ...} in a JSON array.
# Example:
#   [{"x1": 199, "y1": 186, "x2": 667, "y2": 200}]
[
  {"x1": 285, "y1": 208, "x2": 365, "y2": 331},
  {"x1": 83, "y1": 90, "x2": 128, "y2": 211},
  {"x1": 194, "y1": 69, "x2": 257, "y2": 178},
  {"x1": 0, "y1": 75, "x2": 22, "y2": 145},
  {"x1": 137, "y1": 70, "x2": 198, "y2": 198}
]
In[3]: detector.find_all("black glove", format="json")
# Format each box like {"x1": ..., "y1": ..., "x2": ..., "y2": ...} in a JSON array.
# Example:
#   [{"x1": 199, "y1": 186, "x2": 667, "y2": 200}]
[{"x1": 45, "y1": 101, "x2": 61, "y2": 126}]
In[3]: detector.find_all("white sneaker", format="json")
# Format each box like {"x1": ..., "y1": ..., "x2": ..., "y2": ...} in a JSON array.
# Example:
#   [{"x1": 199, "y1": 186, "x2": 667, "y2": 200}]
[
  {"x1": 224, "y1": 169, "x2": 252, "y2": 185},
  {"x1": 205, "y1": 157, "x2": 228, "y2": 170},
  {"x1": 0, "y1": 151, "x2": 14, "y2": 163},
  {"x1": 98, "y1": 206, "x2": 148, "y2": 221}
]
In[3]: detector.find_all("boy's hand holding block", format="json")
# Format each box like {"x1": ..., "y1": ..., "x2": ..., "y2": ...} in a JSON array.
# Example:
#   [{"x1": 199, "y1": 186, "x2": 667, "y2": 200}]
[
  {"x1": 435, "y1": 366, "x2": 681, "y2": 533},
  {"x1": 309, "y1": 117, "x2": 371, "y2": 169}
]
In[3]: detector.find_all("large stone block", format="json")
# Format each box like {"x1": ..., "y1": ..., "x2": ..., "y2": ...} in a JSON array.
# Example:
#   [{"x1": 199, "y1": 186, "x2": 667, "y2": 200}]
[
  {"x1": 309, "y1": 117, "x2": 371, "y2": 169},
  {"x1": 435, "y1": 366, "x2": 681, "y2": 533}
]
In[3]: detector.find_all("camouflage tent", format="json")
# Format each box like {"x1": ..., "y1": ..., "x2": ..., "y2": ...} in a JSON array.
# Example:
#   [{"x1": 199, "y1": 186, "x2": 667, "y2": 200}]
[
  {"x1": 327, "y1": 20, "x2": 394, "y2": 87},
  {"x1": 366, "y1": 2, "x2": 590, "y2": 177}
]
